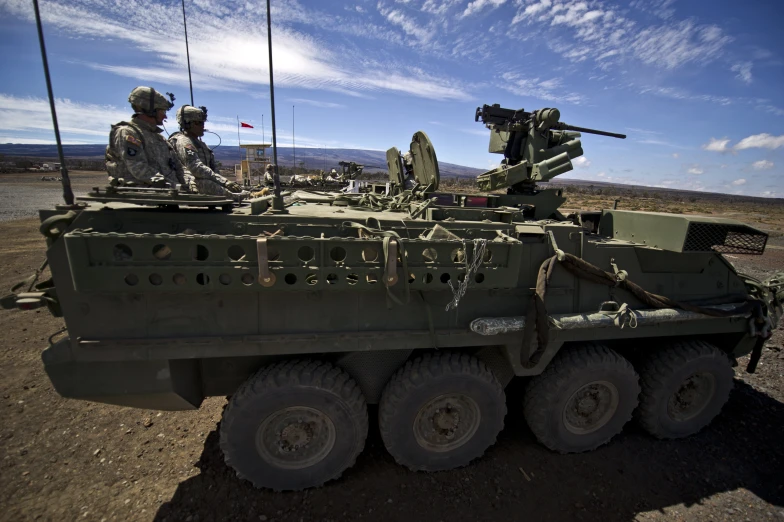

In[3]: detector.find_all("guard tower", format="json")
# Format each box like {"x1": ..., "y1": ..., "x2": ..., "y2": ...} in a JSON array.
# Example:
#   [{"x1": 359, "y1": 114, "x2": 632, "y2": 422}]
[{"x1": 235, "y1": 143, "x2": 272, "y2": 186}]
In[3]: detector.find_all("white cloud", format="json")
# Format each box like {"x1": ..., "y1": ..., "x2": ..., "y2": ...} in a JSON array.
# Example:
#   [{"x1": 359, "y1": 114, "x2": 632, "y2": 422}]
[
  {"x1": 731, "y1": 62, "x2": 753, "y2": 84},
  {"x1": 499, "y1": 73, "x2": 584, "y2": 104},
  {"x1": 630, "y1": 0, "x2": 677, "y2": 20},
  {"x1": 762, "y1": 191, "x2": 777, "y2": 198},
  {"x1": 0, "y1": 94, "x2": 128, "y2": 140},
  {"x1": 573, "y1": 156, "x2": 591, "y2": 168},
  {"x1": 287, "y1": 98, "x2": 346, "y2": 109},
  {"x1": 632, "y1": 22, "x2": 731, "y2": 70},
  {"x1": 758, "y1": 105, "x2": 784, "y2": 117},
  {"x1": 381, "y1": 7, "x2": 433, "y2": 43},
  {"x1": 672, "y1": 153, "x2": 679, "y2": 158},
  {"x1": 702, "y1": 137, "x2": 731, "y2": 152},
  {"x1": 688, "y1": 166, "x2": 704, "y2": 175},
  {"x1": 512, "y1": 1, "x2": 730, "y2": 71},
  {"x1": 735, "y1": 133, "x2": 784, "y2": 150},
  {"x1": 751, "y1": 160, "x2": 774, "y2": 170},
  {"x1": 732, "y1": 178, "x2": 746, "y2": 185},
  {"x1": 639, "y1": 86, "x2": 732, "y2": 106},
  {"x1": 461, "y1": 0, "x2": 506, "y2": 18},
  {"x1": 0, "y1": 0, "x2": 469, "y2": 102}
]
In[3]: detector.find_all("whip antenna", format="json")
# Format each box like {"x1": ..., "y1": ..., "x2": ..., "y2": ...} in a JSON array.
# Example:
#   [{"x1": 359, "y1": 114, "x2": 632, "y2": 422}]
[
  {"x1": 266, "y1": 0, "x2": 284, "y2": 210},
  {"x1": 181, "y1": 0, "x2": 194, "y2": 105},
  {"x1": 32, "y1": 0, "x2": 74, "y2": 206}
]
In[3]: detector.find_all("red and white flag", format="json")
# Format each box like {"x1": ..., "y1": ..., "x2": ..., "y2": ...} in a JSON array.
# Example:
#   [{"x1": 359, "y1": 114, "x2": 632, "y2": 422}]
[{"x1": 240, "y1": 122, "x2": 254, "y2": 128}]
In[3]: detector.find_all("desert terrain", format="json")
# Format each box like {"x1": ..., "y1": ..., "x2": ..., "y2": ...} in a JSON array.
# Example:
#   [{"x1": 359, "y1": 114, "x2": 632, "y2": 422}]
[{"x1": 0, "y1": 171, "x2": 782, "y2": 522}]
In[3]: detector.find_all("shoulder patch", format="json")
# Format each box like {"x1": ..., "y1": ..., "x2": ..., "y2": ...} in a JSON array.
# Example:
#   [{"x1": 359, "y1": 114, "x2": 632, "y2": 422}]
[
  {"x1": 125, "y1": 135, "x2": 142, "y2": 147},
  {"x1": 184, "y1": 144, "x2": 197, "y2": 152}
]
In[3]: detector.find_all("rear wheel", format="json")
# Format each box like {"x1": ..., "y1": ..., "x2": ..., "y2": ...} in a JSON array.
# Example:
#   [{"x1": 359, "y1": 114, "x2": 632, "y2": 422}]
[
  {"x1": 378, "y1": 352, "x2": 506, "y2": 471},
  {"x1": 524, "y1": 344, "x2": 640, "y2": 453},
  {"x1": 219, "y1": 360, "x2": 368, "y2": 491},
  {"x1": 635, "y1": 340, "x2": 733, "y2": 439}
]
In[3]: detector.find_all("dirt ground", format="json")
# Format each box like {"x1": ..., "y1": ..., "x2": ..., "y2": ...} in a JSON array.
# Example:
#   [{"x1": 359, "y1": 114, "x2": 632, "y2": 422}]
[{"x1": 1, "y1": 172, "x2": 783, "y2": 522}]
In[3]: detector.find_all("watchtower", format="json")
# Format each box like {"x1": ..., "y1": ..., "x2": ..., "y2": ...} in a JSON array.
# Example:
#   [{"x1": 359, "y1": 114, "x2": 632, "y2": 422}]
[{"x1": 235, "y1": 143, "x2": 272, "y2": 186}]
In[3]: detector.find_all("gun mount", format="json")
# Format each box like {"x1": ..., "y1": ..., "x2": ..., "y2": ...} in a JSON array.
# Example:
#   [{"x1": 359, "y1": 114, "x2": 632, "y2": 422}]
[{"x1": 474, "y1": 104, "x2": 625, "y2": 194}]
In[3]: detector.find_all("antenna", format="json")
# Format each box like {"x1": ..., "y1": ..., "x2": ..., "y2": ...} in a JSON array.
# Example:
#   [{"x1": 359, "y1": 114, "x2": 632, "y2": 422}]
[
  {"x1": 32, "y1": 0, "x2": 74, "y2": 206},
  {"x1": 266, "y1": 0, "x2": 283, "y2": 210},
  {"x1": 292, "y1": 104, "x2": 295, "y2": 172},
  {"x1": 181, "y1": 0, "x2": 194, "y2": 105}
]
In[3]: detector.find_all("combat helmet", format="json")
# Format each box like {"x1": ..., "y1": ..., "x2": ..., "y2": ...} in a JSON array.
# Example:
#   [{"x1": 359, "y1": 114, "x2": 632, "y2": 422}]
[
  {"x1": 176, "y1": 105, "x2": 208, "y2": 129},
  {"x1": 128, "y1": 86, "x2": 175, "y2": 116}
]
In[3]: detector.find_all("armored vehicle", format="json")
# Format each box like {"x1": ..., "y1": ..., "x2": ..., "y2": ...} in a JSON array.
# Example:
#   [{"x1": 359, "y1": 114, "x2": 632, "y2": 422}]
[{"x1": 3, "y1": 105, "x2": 781, "y2": 492}]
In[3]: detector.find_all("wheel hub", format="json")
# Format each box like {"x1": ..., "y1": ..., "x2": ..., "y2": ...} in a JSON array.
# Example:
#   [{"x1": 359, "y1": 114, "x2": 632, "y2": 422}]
[
  {"x1": 667, "y1": 372, "x2": 716, "y2": 422},
  {"x1": 563, "y1": 380, "x2": 620, "y2": 435},
  {"x1": 414, "y1": 394, "x2": 481, "y2": 452},
  {"x1": 256, "y1": 406, "x2": 336, "y2": 469}
]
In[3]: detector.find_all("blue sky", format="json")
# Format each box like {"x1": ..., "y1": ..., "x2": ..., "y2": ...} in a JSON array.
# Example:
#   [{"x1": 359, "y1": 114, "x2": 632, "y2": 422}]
[{"x1": 0, "y1": 0, "x2": 782, "y2": 197}]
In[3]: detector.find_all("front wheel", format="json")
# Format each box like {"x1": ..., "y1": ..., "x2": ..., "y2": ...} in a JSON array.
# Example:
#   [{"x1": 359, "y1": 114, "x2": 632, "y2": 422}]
[{"x1": 219, "y1": 360, "x2": 368, "y2": 491}]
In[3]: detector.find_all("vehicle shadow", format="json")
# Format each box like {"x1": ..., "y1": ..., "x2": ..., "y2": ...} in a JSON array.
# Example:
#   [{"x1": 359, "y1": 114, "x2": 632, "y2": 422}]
[{"x1": 154, "y1": 378, "x2": 784, "y2": 522}]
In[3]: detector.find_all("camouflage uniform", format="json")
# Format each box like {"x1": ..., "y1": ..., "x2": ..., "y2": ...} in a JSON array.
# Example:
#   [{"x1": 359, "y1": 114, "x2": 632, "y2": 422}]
[
  {"x1": 168, "y1": 132, "x2": 236, "y2": 197},
  {"x1": 106, "y1": 116, "x2": 185, "y2": 187}
]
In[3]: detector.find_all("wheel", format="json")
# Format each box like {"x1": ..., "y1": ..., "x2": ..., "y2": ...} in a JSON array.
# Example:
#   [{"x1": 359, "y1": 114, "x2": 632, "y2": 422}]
[
  {"x1": 635, "y1": 340, "x2": 733, "y2": 439},
  {"x1": 219, "y1": 360, "x2": 368, "y2": 491},
  {"x1": 378, "y1": 352, "x2": 506, "y2": 471},
  {"x1": 524, "y1": 344, "x2": 640, "y2": 453}
]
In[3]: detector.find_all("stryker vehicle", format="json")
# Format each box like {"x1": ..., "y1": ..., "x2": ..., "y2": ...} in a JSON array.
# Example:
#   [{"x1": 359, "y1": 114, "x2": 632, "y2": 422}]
[{"x1": 3, "y1": 105, "x2": 781, "y2": 492}]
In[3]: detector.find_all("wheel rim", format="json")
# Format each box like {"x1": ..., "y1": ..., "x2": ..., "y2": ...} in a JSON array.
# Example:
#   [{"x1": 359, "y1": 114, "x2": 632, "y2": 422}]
[
  {"x1": 667, "y1": 372, "x2": 716, "y2": 422},
  {"x1": 413, "y1": 393, "x2": 481, "y2": 452},
  {"x1": 255, "y1": 406, "x2": 336, "y2": 470},
  {"x1": 563, "y1": 380, "x2": 620, "y2": 434}
]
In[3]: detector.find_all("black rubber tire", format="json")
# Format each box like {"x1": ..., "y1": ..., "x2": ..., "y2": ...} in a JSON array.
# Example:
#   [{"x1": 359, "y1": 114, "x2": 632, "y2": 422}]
[
  {"x1": 635, "y1": 340, "x2": 733, "y2": 439},
  {"x1": 378, "y1": 352, "x2": 506, "y2": 471},
  {"x1": 524, "y1": 344, "x2": 640, "y2": 453},
  {"x1": 219, "y1": 359, "x2": 368, "y2": 491}
]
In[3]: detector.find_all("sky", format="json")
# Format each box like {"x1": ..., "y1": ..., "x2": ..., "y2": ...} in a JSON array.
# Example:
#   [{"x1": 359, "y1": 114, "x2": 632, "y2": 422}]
[{"x1": 0, "y1": 0, "x2": 782, "y2": 197}]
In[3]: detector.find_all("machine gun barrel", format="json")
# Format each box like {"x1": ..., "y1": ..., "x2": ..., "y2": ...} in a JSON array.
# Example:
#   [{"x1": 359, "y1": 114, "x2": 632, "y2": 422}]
[{"x1": 556, "y1": 123, "x2": 626, "y2": 139}]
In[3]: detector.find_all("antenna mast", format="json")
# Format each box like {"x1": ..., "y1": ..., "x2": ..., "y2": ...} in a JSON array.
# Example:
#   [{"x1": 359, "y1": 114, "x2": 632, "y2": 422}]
[
  {"x1": 32, "y1": 0, "x2": 74, "y2": 206},
  {"x1": 292, "y1": 104, "x2": 295, "y2": 171},
  {"x1": 266, "y1": 0, "x2": 283, "y2": 209},
  {"x1": 181, "y1": 0, "x2": 194, "y2": 105}
]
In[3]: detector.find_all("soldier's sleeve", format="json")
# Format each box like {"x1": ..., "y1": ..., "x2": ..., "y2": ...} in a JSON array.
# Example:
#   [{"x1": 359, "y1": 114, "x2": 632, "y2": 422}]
[
  {"x1": 114, "y1": 127, "x2": 164, "y2": 184},
  {"x1": 173, "y1": 137, "x2": 223, "y2": 183}
]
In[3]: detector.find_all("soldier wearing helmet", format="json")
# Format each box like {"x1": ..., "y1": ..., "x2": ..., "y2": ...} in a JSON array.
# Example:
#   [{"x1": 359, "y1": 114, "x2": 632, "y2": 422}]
[
  {"x1": 105, "y1": 86, "x2": 187, "y2": 188},
  {"x1": 168, "y1": 105, "x2": 248, "y2": 199}
]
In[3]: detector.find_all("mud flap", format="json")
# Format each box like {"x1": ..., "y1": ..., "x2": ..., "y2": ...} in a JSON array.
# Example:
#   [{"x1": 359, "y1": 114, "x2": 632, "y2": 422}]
[{"x1": 745, "y1": 337, "x2": 766, "y2": 374}]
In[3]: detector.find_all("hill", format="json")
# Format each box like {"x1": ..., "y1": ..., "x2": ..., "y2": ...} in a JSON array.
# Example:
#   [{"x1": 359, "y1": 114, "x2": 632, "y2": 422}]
[{"x1": 0, "y1": 144, "x2": 484, "y2": 179}]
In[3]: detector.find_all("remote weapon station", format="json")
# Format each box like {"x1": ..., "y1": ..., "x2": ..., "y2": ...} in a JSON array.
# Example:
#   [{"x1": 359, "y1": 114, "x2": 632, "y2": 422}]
[{"x1": 5, "y1": 1, "x2": 781, "y2": 492}]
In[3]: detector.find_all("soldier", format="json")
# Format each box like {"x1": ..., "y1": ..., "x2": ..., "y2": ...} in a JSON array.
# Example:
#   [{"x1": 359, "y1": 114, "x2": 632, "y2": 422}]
[
  {"x1": 263, "y1": 164, "x2": 275, "y2": 186},
  {"x1": 168, "y1": 105, "x2": 248, "y2": 199},
  {"x1": 105, "y1": 86, "x2": 187, "y2": 188}
]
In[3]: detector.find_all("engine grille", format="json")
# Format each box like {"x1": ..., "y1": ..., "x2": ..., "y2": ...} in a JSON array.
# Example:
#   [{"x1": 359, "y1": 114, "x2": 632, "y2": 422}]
[{"x1": 684, "y1": 222, "x2": 768, "y2": 255}]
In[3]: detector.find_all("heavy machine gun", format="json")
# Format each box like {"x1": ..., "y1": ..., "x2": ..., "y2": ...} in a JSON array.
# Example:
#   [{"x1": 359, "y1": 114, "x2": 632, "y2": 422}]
[{"x1": 474, "y1": 104, "x2": 625, "y2": 193}]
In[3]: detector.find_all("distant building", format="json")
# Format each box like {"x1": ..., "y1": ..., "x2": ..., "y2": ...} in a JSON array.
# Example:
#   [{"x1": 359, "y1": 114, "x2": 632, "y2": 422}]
[{"x1": 235, "y1": 143, "x2": 272, "y2": 186}]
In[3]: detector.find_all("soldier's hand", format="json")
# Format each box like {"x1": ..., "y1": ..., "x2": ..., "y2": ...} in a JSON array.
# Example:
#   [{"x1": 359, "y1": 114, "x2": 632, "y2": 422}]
[
  {"x1": 149, "y1": 174, "x2": 168, "y2": 188},
  {"x1": 225, "y1": 181, "x2": 243, "y2": 193}
]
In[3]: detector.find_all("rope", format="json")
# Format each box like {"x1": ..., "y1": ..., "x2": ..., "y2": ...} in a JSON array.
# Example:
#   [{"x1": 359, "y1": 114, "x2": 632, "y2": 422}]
[
  {"x1": 520, "y1": 238, "x2": 770, "y2": 367},
  {"x1": 445, "y1": 239, "x2": 488, "y2": 311},
  {"x1": 342, "y1": 221, "x2": 411, "y2": 307}
]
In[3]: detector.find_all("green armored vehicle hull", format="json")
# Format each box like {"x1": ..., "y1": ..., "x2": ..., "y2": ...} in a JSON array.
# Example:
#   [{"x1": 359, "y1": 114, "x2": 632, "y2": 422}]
[{"x1": 6, "y1": 108, "x2": 782, "y2": 492}]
